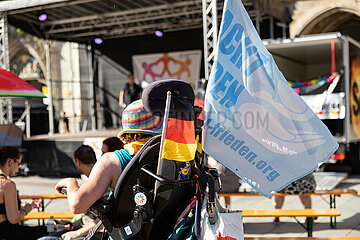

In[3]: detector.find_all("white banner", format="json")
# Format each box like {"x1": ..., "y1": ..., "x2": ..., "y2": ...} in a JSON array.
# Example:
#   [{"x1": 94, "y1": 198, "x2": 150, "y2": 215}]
[
  {"x1": 203, "y1": 0, "x2": 338, "y2": 198},
  {"x1": 132, "y1": 50, "x2": 201, "y2": 87}
]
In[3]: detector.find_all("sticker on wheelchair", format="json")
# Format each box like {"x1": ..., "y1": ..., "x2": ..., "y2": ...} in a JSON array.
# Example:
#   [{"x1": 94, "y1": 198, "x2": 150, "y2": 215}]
[
  {"x1": 178, "y1": 161, "x2": 191, "y2": 180},
  {"x1": 124, "y1": 226, "x2": 133, "y2": 235},
  {"x1": 134, "y1": 192, "x2": 147, "y2": 206}
]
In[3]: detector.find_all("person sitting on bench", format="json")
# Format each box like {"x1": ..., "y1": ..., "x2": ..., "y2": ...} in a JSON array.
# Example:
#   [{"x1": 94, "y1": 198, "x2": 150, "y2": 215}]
[
  {"x1": 273, "y1": 172, "x2": 316, "y2": 223},
  {"x1": 39, "y1": 145, "x2": 101, "y2": 240},
  {"x1": 0, "y1": 146, "x2": 48, "y2": 240},
  {"x1": 55, "y1": 99, "x2": 162, "y2": 214}
]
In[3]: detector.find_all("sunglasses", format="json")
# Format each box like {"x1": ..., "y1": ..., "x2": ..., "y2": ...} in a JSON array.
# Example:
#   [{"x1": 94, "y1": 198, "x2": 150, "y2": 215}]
[{"x1": 13, "y1": 158, "x2": 22, "y2": 166}]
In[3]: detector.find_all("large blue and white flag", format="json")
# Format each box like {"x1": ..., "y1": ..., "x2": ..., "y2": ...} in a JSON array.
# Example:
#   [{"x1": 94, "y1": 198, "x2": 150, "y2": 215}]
[{"x1": 203, "y1": 0, "x2": 338, "y2": 198}]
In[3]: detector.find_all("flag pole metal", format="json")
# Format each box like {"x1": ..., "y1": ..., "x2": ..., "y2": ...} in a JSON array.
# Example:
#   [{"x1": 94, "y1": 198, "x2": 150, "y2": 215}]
[{"x1": 154, "y1": 91, "x2": 172, "y2": 199}]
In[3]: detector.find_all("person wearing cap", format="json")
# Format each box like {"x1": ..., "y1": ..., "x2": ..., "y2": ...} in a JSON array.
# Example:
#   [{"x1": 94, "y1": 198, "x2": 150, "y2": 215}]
[{"x1": 55, "y1": 100, "x2": 162, "y2": 214}]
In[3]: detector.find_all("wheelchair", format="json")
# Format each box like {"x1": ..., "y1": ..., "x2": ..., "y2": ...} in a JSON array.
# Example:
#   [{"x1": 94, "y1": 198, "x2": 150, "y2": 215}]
[{"x1": 85, "y1": 79, "x2": 216, "y2": 240}]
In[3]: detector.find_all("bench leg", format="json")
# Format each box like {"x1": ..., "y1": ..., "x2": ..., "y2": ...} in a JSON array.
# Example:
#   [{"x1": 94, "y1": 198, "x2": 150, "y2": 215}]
[
  {"x1": 41, "y1": 199, "x2": 45, "y2": 226},
  {"x1": 306, "y1": 217, "x2": 313, "y2": 237},
  {"x1": 329, "y1": 195, "x2": 337, "y2": 229},
  {"x1": 294, "y1": 217, "x2": 313, "y2": 237}
]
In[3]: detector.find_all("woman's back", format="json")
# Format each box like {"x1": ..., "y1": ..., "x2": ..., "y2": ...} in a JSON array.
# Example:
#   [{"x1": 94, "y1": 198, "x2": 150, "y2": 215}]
[
  {"x1": 0, "y1": 174, "x2": 8, "y2": 222},
  {"x1": 0, "y1": 174, "x2": 19, "y2": 224}
]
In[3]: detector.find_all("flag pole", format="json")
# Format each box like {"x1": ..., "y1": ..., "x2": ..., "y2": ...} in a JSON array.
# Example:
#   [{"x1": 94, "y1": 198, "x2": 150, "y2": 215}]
[{"x1": 154, "y1": 91, "x2": 172, "y2": 199}]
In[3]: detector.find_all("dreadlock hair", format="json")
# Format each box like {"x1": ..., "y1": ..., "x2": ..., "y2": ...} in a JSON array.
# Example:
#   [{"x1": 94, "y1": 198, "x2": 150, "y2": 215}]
[{"x1": 120, "y1": 133, "x2": 154, "y2": 144}]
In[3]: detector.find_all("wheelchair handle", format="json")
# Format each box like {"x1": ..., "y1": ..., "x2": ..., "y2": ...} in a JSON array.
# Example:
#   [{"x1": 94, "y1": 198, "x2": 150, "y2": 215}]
[
  {"x1": 60, "y1": 187, "x2": 68, "y2": 195},
  {"x1": 141, "y1": 166, "x2": 195, "y2": 185}
]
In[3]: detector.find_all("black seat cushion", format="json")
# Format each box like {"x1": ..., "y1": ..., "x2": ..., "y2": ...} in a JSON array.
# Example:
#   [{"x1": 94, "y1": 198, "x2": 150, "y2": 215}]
[{"x1": 142, "y1": 79, "x2": 195, "y2": 117}]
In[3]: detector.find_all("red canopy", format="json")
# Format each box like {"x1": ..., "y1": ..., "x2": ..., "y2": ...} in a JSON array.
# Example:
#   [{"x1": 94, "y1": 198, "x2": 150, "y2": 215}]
[{"x1": 0, "y1": 67, "x2": 45, "y2": 98}]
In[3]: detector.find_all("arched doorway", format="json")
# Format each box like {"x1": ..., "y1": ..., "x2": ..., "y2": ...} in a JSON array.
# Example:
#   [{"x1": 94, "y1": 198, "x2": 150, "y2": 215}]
[
  {"x1": 8, "y1": 26, "x2": 47, "y2": 87},
  {"x1": 295, "y1": 8, "x2": 360, "y2": 42},
  {"x1": 7, "y1": 26, "x2": 49, "y2": 135}
]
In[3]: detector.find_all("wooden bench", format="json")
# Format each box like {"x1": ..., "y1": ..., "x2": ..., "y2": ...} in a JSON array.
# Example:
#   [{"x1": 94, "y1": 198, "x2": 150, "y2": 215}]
[
  {"x1": 219, "y1": 188, "x2": 356, "y2": 227},
  {"x1": 20, "y1": 194, "x2": 67, "y2": 224},
  {"x1": 23, "y1": 212, "x2": 75, "y2": 228},
  {"x1": 20, "y1": 194, "x2": 67, "y2": 200},
  {"x1": 23, "y1": 209, "x2": 339, "y2": 236},
  {"x1": 24, "y1": 211, "x2": 75, "y2": 221},
  {"x1": 245, "y1": 237, "x2": 360, "y2": 240},
  {"x1": 20, "y1": 194, "x2": 67, "y2": 212},
  {"x1": 240, "y1": 209, "x2": 340, "y2": 237},
  {"x1": 218, "y1": 188, "x2": 357, "y2": 199}
]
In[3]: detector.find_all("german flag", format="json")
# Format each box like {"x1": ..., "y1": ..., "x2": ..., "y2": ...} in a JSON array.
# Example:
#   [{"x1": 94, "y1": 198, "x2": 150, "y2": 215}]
[{"x1": 161, "y1": 117, "x2": 197, "y2": 162}]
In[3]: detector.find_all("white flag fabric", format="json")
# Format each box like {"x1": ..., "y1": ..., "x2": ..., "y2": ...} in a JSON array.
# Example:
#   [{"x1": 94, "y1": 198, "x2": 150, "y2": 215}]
[{"x1": 203, "y1": 0, "x2": 338, "y2": 198}]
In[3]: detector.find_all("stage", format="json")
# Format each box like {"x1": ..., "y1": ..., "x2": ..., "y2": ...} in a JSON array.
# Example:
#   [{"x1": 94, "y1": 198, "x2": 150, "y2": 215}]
[{"x1": 22, "y1": 129, "x2": 120, "y2": 177}]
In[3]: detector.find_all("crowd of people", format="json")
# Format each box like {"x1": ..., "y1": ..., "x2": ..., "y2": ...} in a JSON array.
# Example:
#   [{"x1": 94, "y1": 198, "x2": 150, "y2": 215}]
[
  {"x1": 54, "y1": 99, "x2": 162, "y2": 216},
  {"x1": 0, "y1": 74, "x2": 318, "y2": 239},
  {"x1": 0, "y1": 93, "x2": 163, "y2": 240}
]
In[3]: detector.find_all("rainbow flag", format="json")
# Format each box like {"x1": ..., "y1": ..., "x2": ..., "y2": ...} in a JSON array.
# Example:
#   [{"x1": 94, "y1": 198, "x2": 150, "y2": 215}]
[{"x1": 160, "y1": 94, "x2": 197, "y2": 162}]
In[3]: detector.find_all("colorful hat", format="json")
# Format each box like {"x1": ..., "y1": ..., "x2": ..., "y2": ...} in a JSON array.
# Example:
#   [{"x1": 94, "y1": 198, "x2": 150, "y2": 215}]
[{"x1": 118, "y1": 99, "x2": 163, "y2": 138}]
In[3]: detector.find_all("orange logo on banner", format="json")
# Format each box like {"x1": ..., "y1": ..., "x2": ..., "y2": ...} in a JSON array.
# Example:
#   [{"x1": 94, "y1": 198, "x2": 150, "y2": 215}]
[
  {"x1": 141, "y1": 53, "x2": 194, "y2": 85},
  {"x1": 217, "y1": 233, "x2": 237, "y2": 240}
]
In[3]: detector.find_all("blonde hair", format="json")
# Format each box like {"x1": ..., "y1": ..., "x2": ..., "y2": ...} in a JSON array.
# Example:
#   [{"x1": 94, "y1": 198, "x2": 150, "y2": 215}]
[{"x1": 120, "y1": 133, "x2": 154, "y2": 144}]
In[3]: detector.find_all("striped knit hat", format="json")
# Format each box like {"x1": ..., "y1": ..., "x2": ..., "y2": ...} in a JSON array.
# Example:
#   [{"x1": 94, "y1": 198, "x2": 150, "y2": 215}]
[{"x1": 118, "y1": 99, "x2": 163, "y2": 138}]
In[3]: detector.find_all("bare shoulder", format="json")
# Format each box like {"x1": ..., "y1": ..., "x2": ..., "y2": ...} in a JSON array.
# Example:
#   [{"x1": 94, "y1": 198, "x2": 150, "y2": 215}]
[
  {"x1": 93, "y1": 152, "x2": 122, "y2": 190},
  {"x1": 91, "y1": 152, "x2": 121, "y2": 177},
  {"x1": 98, "y1": 152, "x2": 121, "y2": 167},
  {"x1": 77, "y1": 152, "x2": 122, "y2": 201},
  {"x1": 3, "y1": 179, "x2": 16, "y2": 192},
  {"x1": 100, "y1": 152, "x2": 119, "y2": 161}
]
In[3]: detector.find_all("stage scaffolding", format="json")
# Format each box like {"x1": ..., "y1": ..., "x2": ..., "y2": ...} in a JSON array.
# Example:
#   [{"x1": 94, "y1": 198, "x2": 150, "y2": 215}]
[{"x1": 0, "y1": 0, "x2": 282, "y2": 135}]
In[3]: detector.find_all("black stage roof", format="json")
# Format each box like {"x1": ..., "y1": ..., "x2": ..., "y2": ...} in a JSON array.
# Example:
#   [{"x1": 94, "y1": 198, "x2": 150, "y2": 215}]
[
  {"x1": 0, "y1": 0, "x2": 285, "y2": 43},
  {"x1": 0, "y1": 0, "x2": 291, "y2": 72}
]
